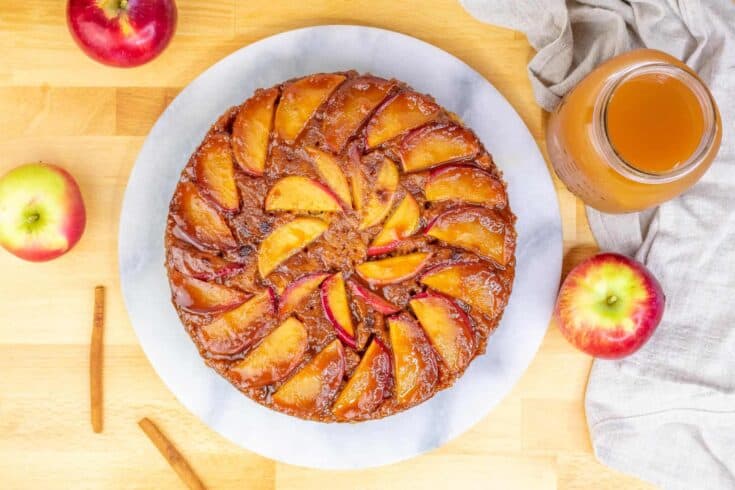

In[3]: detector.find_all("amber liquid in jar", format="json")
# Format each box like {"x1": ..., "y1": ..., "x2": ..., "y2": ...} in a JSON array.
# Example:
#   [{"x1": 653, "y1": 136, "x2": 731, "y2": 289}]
[{"x1": 547, "y1": 49, "x2": 721, "y2": 213}]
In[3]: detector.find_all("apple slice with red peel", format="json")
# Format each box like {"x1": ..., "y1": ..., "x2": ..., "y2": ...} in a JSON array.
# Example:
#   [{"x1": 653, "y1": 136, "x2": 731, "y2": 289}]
[
  {"x1": 197, "y1": 288, "x2": 276, "y2": 355},
  {"x1": 355, "y1": 252, "x2": 431, "y2": 286},
  {"x1": 264, "y1": 176, "x2": 343, "y2": 213},
  {"x1": 347, "y1": 280, "x2": 400, "y2": 315},
  {"x1": 425, "y1": 206, "x2": 515, "y2": 266},
  {"x1": 277, "y1": 272, "x2": 330, "y2": 317},
  {"x1": 388, "y1": 313, "x2": 438, "y2": 407},
  {"x1": 332, "y1": 338, "x2": 392, "y2": 420},
  {"x1": 257, "y1": 217, "x2": 328, "y2": 278},
  {"x1": 169, "y1": 269, "x2": 248, "y2": 314},
  {"x1": 272, "y1": 339, "x2": 345, "y2": 417},
  {"x1": 399, "y1": 124, "x2": 480, "y2": 173},
  {"x1": 174, "y1": 182, "x2": 237, "y2": 250},
  {"x1": 305, "y1": 147, "x2": 352, "y2": 208},
  {"x1": 419, "y1": 261, "x2": 505, "y2": 317},
  {"x1": 359, "y1": 158, "x2": 399, "y2": 230},
  {"x1": 194, "y1": 133, "x2": 239, "y2": 211},
  {"x1": 229, "y1": 317, "x2": 309, "y2": 388},
  {"x1": 320, "y1": 273, "x2": 356, "y2": 348},
  {"x1": 366, "y1": 91, "x2": 440, "y2": 148},
  {"x1": 275, "y1": 74, "x2": 346, "y2": 142},
  {"x1": 425, "y1": 164, "x2": 507, "y2": 208},
  {"x1": 232, "y1": 87, "x2": 279, "y2": 176},
  {"x1": 347, "y1": 146, "x2": 367, "y2": 212},
  {"x1": 169, "y1": 244, "x2": 243, "y2": 281},
  {"x1": 321, "y1": 77, "x2": 396, "y2": 152},
  {"x1": 367, "y1": 193, "x2": 421, "y2": 255},
  {"x1": 409, "y1": 291, "x2": 475, "y2": 373}
]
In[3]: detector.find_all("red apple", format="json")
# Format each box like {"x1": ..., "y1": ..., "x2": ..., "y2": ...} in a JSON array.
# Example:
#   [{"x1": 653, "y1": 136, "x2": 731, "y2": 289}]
[
  {"x1": 554, "y1": 252, "x2": 665, "y2": 359},
  {"x1": 0, "y1": 163, "x2": 86, "y2": 262},
  {"x1": 67, "y1": 0, "x2": 177, "y2": 68}
]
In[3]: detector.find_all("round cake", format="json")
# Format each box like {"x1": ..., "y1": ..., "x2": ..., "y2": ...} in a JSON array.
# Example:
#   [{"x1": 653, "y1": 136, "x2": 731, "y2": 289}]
[{"x1": 165, "y1": 71, "x2": 517, "y2": 422}]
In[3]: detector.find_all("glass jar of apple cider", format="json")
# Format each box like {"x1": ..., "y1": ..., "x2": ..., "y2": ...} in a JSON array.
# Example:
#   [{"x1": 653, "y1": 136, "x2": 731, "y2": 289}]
[{"x1": 547, "y1": 49, "x2": 721, "y2": 213}]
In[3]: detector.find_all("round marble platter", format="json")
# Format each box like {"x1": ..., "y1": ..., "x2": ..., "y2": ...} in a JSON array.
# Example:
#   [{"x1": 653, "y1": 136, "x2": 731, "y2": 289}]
[{"x1": 119, "y1": 25, "x2": 562, "y2": 470}]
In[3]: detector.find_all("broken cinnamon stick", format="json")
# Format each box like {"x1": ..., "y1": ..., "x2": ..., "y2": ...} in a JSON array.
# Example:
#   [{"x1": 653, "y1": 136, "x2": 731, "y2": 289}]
[
  {"x1": 138, "y1": 417, "x2": 207, "y2": 490},
  {"x1": 90, "y1": 285, "x2": 105, "y2": 433}
]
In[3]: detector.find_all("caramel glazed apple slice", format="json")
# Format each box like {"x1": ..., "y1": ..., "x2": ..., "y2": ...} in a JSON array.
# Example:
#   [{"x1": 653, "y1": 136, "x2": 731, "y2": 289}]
[{"x1": 165, "y1": 71, "x2": 517, "y2": 422}]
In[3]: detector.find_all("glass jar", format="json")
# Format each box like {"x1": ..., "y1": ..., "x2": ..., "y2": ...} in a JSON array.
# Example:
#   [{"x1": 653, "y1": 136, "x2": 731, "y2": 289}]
[{"x1": 546, "y1": 49, "x2": 721, "y2": 213}]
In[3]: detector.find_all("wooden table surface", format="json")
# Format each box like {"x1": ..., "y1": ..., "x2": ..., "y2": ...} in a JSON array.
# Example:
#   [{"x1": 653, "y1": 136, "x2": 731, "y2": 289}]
[{"x1": 0, "y1": 1, "x2": 654, "y2": 489}]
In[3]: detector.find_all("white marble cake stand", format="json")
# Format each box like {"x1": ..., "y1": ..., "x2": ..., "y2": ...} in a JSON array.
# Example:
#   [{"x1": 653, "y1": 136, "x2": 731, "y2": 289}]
[{"x1": 119, "y1": 25, "x2": 562, "y2": 470}]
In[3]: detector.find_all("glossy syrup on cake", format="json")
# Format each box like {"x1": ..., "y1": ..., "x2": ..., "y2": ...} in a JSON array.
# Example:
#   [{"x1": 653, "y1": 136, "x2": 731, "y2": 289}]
[{"x1": 165, "y1": 71, "x2": 516, "y2": 422}]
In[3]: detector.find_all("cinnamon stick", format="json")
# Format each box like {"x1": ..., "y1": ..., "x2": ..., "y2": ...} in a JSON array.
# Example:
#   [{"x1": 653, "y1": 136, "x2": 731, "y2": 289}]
[
  {"x1": 90, "y1": 285, "x2": 105, "y2": 433},
  {"x1": 138, "y1": 417, "x2": 207, "y2": 490}
]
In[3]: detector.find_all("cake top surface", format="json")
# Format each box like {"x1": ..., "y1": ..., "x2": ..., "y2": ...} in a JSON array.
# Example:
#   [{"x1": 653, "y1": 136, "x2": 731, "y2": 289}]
[{"x1": 165, "y1": 71, "x2": 516, "y2": 422}]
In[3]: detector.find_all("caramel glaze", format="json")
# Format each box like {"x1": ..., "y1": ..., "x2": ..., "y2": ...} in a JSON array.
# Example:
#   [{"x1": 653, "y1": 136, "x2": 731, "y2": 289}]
[{"x1": 165, "y1": 71, "x2": 516, "y2": 422}]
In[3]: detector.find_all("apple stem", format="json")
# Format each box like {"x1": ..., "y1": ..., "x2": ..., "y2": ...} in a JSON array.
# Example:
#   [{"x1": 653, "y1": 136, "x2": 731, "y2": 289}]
[
  {"x1": 606, "y1": 295, "x2": 618, "y2": 306},
  {"x1": 119, "y1": 0, "x2": 128, "y2": 9},
  {"x1": 26, "y1": 213, "x2": 40, "y2": 224}
]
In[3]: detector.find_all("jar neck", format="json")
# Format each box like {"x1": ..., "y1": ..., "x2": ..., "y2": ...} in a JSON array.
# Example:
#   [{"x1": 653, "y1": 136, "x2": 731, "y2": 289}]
[{"x1": 592, "y1": 62, "x2": 718, "y2": 184}]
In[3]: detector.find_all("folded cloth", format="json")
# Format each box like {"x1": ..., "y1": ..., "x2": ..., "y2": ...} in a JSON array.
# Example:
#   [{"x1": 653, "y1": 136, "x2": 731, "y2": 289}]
[{"x1": 460, "y1": 0, "x2": 735, "y2": 488}]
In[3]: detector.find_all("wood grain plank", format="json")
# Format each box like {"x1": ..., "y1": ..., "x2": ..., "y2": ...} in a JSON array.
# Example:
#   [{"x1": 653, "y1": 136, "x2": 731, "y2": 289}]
[
  {"x1": 522, "y1": 399, "x2": 593, "y2": 453},
  {"x1": 116, "y1": 88, "x2": 181, "y2": 135},
  {"x1": 0, "y1": 87, "x2": 116, "y2": 137},
  {"x1": 0, "y1": 344, "x2": 276, "y2": 488},
  {"x1": 556, "y1": 454, "x2": 655, "y2": 490},
  {"x1": 276, "y1": 454, "x2": 557, "y2": 490}
]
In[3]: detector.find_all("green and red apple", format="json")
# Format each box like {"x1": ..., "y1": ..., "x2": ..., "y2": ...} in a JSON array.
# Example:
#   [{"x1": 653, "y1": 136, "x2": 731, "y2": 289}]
[
  {"x1": 554, "y1": 252, "x2": 665, "y2": 359},
  {"x1": 0, "y1": 163, "x2": 86, "y2": 262}
]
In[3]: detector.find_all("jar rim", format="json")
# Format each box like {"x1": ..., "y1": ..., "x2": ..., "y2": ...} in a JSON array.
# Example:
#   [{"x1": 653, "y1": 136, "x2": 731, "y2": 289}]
[{"x1": 593, "y1": 62, "x2": 718, "y2": 185}]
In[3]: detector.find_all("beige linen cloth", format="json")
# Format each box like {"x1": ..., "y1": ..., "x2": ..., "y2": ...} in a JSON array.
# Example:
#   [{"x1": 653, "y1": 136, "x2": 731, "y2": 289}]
[{"x1": 460, "y1": 0, "x2": 735, "y2": 488}]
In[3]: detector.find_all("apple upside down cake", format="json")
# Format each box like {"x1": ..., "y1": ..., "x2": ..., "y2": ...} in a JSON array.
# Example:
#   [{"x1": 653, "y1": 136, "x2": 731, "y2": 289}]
[{"x1": 165, "y1": 71, "x2": 516, "y2": 422}]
